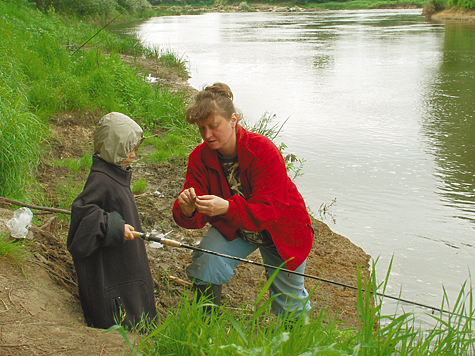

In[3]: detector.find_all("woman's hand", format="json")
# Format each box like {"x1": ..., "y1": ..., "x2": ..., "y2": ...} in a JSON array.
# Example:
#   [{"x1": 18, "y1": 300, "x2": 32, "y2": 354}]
[
  {"x1": 124, "y1": 224, "x2": 135, "y2": 240},
  {"x1": 178, "y1": 188, "x2": 197, "y2": 217},
  {"x1": 195, "y1": 195, "x2": 230, "y2": 217}
]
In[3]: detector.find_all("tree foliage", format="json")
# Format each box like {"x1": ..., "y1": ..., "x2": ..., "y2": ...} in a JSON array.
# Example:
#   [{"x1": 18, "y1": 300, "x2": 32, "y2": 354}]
[
  {"x1": 30, "y1": 0, "x2": 152, "y2": 16},
  {"x1": 28, "y1": 0, "x2": 475, "y2": 12},
  {"x1": 446, "y1": 0, "x2": 475, "y2": 8}
]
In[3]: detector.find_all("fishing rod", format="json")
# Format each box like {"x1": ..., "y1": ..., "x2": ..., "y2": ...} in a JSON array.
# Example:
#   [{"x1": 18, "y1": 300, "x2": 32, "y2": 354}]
[
  {"x1": 70, "y1": 0, "x2": 143, "y2": 57},
  {"x1": 132, "y1": 231, "x2": 473, "y2": 321}
]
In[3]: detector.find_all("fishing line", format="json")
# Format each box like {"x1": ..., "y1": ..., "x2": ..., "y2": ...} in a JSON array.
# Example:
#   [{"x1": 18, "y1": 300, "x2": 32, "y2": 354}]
[
  {"x1": 70, "y1": 0, "x2": 143, "y2": 57},
  {"x1": 2, "y1": 194, "x2": 469, "y2": 320},
  {"x1": 134, "y1": 231, "x2": 474, "y2": 321}
]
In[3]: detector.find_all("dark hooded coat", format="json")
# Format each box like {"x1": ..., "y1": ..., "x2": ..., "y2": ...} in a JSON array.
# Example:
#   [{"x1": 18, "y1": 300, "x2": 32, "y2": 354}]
[{"x1": 67, "y1": 113, "x2": 157, "y2": 329}]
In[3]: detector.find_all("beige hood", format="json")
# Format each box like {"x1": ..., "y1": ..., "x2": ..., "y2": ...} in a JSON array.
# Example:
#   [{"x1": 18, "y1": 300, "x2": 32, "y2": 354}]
[{"x1": 93, "y1": 112, "x2": 143, "y2": 166}]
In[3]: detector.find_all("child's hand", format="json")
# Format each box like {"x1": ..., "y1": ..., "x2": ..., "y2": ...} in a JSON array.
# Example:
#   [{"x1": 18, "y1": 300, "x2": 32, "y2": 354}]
[{"x1": 124, "y1": 224, "x2": 136, "y2": 240}]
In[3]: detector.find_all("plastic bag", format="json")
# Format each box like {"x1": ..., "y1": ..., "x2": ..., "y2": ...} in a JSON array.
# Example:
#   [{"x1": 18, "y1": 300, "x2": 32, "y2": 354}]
[{"x1": 7, "y1": 207, "x2": 33, "y2": 239}]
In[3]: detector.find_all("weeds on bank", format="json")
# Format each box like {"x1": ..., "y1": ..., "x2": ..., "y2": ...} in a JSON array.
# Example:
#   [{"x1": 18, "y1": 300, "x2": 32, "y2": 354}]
[
  {"x1": 0, "y1": 36, "x2": 46, "y2": 199},
  {"x1": 110, "y1": 268, "x2": 343, "y2": 355},
  {"x1": 243, "y1": 112, "x2": 306, "y2": 181},
  {"x1": 132, "y1": 179, "x2": 148, "y2": 195},
  {"x1": 0, "y1": 233, "x2": 31, "y2": 265},
  {"x1": 110, "y1": 261, "x2": 475, "y2": 355}
]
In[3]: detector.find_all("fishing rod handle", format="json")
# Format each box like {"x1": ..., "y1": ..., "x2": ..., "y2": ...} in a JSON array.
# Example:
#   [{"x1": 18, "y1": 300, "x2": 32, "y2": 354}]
[
  {"x1": 160, "y1": 237, "x2": 182, "y2": 248},
  {"x1": 132, "y1": 231, "x2": 182, "y2": 247}
]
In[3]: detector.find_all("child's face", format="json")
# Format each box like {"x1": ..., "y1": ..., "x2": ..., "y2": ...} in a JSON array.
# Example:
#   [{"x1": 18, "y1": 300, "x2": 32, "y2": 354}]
[{"x1": 122, "y1": 143, "x2": 141, "y2": 166}]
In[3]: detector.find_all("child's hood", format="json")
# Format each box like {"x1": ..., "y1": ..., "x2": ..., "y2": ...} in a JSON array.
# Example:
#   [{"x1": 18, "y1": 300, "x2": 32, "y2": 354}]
[{"x1": 93, "y1": 112, "x2": 143, "y2": 166}]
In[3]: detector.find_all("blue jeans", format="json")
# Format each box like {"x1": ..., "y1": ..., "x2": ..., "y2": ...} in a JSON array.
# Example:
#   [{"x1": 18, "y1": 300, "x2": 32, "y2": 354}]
[{"x1": 186, "y1": 227, "x2": 311, "y2": 317}]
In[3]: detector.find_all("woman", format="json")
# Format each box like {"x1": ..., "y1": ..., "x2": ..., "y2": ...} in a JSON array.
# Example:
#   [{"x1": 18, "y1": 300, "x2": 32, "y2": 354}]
[{"x1": 173, "y1": 83, "x2": 314, "y2": 317}]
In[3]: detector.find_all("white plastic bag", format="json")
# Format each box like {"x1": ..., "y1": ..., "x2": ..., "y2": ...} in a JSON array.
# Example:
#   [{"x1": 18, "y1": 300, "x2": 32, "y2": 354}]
[{"x1": 7, "y1": 207, "x2": 33, "y2": 239}]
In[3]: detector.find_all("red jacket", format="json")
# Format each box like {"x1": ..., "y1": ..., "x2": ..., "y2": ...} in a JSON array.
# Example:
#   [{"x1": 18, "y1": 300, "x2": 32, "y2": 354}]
[{"x1": 173, "y1": 126, "x2": 314, "y2": 271}]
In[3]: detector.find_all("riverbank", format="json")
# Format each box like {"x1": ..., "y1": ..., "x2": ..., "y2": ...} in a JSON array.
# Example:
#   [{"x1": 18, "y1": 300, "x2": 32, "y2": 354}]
[
  {"x1": 430, "y1": 8, "x2": 475, "y2": 21},
  {"x1": 154, "y1": 1, "x2": 423, "y2": 14}
]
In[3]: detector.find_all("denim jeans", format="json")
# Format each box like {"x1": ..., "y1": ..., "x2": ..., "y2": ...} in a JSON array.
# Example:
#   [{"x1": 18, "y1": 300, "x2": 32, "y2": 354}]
[{"x1": 186, "y1": 227, "x2": 311, "y2": 317}]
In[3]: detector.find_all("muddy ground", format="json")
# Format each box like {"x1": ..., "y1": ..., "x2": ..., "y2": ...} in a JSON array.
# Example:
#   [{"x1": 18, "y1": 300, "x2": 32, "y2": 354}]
[{"x1": 0, "y1": 55, "x2": 371, "y2": 355}]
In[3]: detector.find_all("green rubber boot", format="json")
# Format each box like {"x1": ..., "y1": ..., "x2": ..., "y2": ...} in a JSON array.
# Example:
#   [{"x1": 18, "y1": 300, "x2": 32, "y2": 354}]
[{"x1": 193, "y1": 282, "x2": 222, "y2": 316}]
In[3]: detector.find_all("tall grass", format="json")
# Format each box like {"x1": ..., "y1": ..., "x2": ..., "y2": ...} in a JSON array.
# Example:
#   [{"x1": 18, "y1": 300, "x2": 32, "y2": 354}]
[
  {"x1": 110, "y1": 268, "x2": 344, "y2": 355},
  {"x1": 1, "y1": 0, "x2": 190, "y2": 124},
  {"x1": 110, "y1": 261, "x2": 475, "y2": 355},
  {"x1": 0, "y1": 0, "x2": 193, "y2": 202},
  {"x1": 0, "y1": 18, "x2": 46, "y2": 199}
]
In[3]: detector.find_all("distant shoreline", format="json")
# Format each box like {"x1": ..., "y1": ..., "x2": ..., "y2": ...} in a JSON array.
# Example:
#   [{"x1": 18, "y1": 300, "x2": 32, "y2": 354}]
[{"x1": 430, "y1": 8, "x2": 475, "y2": 21}]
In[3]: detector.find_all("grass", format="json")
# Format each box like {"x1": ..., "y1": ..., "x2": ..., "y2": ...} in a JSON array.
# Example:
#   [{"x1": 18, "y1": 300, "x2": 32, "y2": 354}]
[
  {"x1": 0, "y1": 233, "x2": 31, "y2": 265},
  {"x1": 109, "y1": 261, "x2": 475, "y2": 355},
  {"x1": 0, "y1": 26, "x2": 46, "y2": 199},
  {"x1": 51, "y1": 155, "x2": 93, "y2": 173},
  {"x1": 0, "y1": 0, "x2": 194, "y2": 206},
  {"x1": 132, "y1": 179, "x2": 148, "y2": 195}
]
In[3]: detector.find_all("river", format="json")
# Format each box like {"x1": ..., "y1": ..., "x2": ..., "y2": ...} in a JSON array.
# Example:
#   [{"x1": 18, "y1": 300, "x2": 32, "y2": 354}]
[{"x1": 117, "y1": 9, "x2": 475, "y2": 321}]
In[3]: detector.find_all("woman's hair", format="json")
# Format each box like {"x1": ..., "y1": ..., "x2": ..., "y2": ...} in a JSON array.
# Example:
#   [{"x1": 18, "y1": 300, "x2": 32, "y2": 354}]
[{"x1": 185, "y1": 83, "x2": 240, "y2": 124}]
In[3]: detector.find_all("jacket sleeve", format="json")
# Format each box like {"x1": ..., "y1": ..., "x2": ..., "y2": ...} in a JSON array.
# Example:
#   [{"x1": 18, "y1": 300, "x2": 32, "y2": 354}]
[
  {"x1": 172, "y1": 149, "x2": 212, "y2": 229},
  {"x1": 173, "y1": 135, "x2": 293, "y2": 234},
  {"x1": 67, "y1": 189, "x2": 125, "y2": 260},
  {"x1": 221, "y1": 137, "x2": 289, "y2": 232}
]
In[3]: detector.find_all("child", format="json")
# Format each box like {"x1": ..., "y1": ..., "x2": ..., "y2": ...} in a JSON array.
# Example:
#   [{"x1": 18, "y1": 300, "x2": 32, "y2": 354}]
[{"x1": 67, "y1": 112, "x2": 157, "y2": 329}]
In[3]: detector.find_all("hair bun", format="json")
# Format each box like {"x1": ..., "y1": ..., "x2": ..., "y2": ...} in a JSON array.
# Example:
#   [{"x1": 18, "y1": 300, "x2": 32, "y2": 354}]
[{"x1": 204, "y1": 83, "x2": 233, "y2": 100}]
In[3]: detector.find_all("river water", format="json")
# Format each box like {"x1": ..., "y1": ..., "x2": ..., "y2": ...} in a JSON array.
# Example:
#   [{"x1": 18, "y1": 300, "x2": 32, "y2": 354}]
[{"x1": 118, "y1": 10, "x2": 475, "y2": 321}]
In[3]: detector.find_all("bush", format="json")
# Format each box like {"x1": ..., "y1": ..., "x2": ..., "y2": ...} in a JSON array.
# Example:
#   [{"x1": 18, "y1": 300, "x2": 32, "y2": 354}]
[
  {"x1": 423, "y1": 0, "x2": 446, "y2": 15},
  {"x1": 239, "y1": 1, "x2": 250, "y2": 10},
  {"x1": 117, "y1": 0, "x2": 151, "y2": 13}
]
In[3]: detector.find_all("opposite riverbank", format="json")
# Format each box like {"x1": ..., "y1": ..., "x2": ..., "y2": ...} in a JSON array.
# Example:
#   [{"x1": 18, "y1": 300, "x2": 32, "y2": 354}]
[{"x1": 430, "y1": 8, "x2": 475, "y2": 21}]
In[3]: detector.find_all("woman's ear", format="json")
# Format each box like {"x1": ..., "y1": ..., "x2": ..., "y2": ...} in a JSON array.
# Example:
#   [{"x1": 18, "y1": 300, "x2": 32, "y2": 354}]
[{"x1": 231, "y1": 113, "x2": 238, "y2": 128}]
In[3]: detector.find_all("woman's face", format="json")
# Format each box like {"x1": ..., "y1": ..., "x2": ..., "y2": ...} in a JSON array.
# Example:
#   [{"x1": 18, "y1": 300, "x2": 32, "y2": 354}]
[{"x1": 197, "y1": 113, "x2": 238, "y2": 157}]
